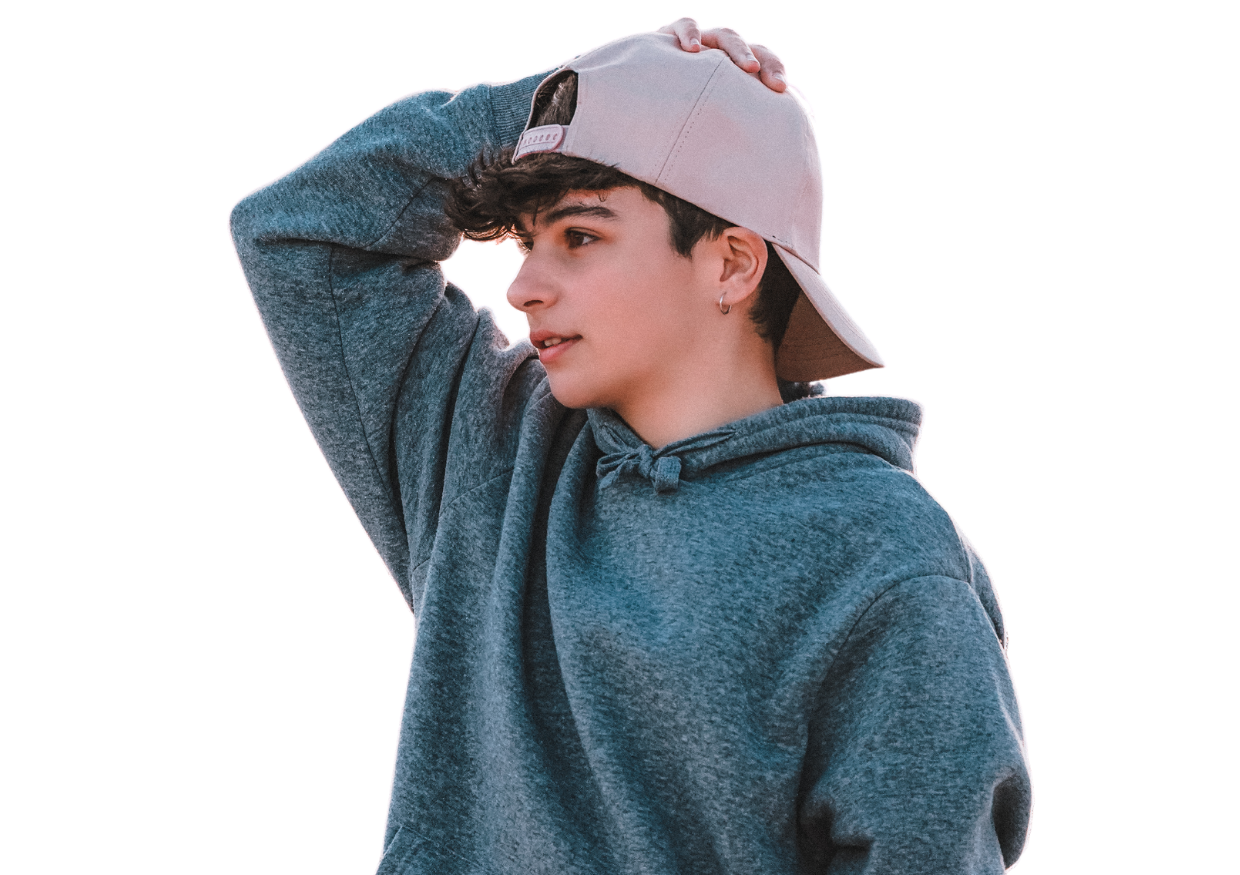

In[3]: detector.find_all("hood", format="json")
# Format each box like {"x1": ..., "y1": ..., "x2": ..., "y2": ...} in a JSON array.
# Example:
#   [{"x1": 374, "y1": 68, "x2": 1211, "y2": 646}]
[{"x1": 588, "y1": 396, "x2": 921, "y2": 494}]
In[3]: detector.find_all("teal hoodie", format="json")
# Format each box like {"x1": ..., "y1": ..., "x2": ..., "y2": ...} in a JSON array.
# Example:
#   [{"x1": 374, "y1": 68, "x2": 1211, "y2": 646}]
[{"x1": 231, "y1": 70, "x2": 1030, "y2": 875}]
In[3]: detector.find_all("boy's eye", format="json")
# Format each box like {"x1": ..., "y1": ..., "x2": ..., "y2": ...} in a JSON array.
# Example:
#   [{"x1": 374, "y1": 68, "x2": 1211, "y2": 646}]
[
  {"x1": 514, "y1": 236, "x2": 533, "y2": 253},
  {"x1": 565, "y1": 229, "x2": 597, "y2": 249}
]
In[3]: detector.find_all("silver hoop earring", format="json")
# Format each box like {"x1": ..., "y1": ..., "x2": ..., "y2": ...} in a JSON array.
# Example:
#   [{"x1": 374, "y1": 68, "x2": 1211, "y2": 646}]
[{"x1": 718, "y1": 294, "x2": 731, "y2": 315}]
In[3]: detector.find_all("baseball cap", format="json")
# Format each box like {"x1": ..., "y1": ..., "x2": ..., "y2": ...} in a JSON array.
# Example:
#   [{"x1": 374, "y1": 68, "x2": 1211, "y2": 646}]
[{"x1": 512, "y1": 32, "x2": 883, "y2": 382}]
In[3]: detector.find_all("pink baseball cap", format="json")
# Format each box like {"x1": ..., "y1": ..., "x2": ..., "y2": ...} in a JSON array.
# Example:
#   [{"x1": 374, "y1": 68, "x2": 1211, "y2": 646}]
[{"x1": 513, "y1": 32, "x2": 882, "y2": 382}]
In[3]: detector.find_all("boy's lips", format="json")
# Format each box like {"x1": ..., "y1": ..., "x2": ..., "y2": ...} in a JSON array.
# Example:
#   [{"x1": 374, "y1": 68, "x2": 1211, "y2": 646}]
[{"x1": 529, "y1": 330, "x2": 581, "y2": 364}]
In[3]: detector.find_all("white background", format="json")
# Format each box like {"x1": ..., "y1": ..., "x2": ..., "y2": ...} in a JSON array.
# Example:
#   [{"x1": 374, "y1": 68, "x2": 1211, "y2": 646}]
[{"x1": 2, "y1": 1, "x2": 1237, "y2": 872}]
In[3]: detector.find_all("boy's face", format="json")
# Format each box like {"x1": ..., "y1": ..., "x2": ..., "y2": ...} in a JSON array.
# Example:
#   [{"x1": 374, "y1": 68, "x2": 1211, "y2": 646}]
[{"x1": 509, "y1": 187, "x2": 713, "y2": 412}]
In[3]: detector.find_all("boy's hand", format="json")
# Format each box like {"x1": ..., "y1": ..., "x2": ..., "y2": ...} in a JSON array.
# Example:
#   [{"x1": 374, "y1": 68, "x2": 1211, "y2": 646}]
[{"x1": 657, "y1": 18, "x2": 787, "y2": 92}]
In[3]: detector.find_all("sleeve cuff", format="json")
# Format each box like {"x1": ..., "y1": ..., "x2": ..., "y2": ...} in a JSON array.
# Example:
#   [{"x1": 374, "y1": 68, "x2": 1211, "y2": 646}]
[{"x1": 488, "y1": 70, "x2": 555, "y2": 148}]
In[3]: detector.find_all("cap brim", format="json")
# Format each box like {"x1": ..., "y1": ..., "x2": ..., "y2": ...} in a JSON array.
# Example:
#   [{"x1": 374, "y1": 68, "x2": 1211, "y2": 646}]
[{"x1": 773, "y1": 246, "x2": 883, "y2": 382}]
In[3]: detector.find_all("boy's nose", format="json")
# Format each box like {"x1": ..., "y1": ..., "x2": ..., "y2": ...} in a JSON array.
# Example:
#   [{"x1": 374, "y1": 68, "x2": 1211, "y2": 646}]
[{"x1": 506, "y1": 257, "x2": 554, "y2": 312}]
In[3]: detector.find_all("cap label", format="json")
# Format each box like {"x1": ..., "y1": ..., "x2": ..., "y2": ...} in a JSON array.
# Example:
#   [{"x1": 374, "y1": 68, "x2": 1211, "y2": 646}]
[{"x1": 513, "y1": 124, "x2": 566, "y2": 162}]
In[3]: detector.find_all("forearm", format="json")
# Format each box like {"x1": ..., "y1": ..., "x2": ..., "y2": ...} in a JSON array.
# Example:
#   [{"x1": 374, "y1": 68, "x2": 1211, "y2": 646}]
[{"x1": 230, "y1": 75, "x2": 542, "y2": 259}]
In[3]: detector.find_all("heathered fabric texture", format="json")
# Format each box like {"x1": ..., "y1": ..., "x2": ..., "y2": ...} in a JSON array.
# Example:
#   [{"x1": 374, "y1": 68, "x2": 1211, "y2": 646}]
[{"x1": 231, "y1": 73, "x2": 1031, "y2": 875}]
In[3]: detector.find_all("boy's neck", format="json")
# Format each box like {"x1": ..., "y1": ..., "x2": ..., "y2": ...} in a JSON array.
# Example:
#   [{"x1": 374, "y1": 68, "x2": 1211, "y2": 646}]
[{"x1": 612, "y1": 345, "x2": 784, "y2": 449}]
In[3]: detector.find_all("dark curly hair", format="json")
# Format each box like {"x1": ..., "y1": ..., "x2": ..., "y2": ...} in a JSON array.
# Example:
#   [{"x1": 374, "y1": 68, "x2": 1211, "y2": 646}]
[{"x1": 445, "y1": 71, "x2": 801, "y2": 349}]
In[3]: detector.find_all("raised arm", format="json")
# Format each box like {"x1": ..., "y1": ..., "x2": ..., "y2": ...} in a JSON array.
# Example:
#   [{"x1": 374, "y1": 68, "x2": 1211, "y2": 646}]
[
  {"x1": 231, "y1": 25, "x2": 794, "y2": 607},
  {"x1": 230, "y1": 73, "x2": 550, "y2": 605}
]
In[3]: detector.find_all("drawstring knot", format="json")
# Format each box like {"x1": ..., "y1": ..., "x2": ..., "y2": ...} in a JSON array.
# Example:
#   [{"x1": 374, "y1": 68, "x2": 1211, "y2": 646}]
[
  {"x1": 597, "y1": 446, "x2": 684, "y2": 494},
  {"x1": 588, "y1": 408, "x2": 732, "y2": 495}
]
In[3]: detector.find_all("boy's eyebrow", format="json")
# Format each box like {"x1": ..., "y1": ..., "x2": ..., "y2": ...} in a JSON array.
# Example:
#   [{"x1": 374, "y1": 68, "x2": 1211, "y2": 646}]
[
  {"x1": 540, "y1": 202, "x2": 618, "y2": 226},
  {"x1": 545, "y1": 200, "x2": 617, "y2": 221},
  {"x1": 514, "y1": 200, "x2": 618, "y2": 237}
]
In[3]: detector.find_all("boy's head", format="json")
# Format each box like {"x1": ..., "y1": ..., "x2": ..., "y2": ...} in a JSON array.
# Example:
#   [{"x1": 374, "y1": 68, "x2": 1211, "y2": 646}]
[
  {"x1": 448, "y1": 71, "x2": 801, "y2": 350},
  {"x1": 447, "y1": 33, "x2": 881, "y2": 411}
]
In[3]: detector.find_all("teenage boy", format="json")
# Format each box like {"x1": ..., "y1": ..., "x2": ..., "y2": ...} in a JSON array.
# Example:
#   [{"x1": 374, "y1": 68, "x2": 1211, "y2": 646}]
[{"x1": 232, "y1": 20, "x2": 1030, "y2": 875}]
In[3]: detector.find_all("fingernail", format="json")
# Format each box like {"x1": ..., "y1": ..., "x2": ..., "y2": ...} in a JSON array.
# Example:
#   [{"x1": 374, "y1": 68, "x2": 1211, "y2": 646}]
[
  {"x1": 774, "y1": 72, "x2": 786, "y2": 82},
  {"x1": 691, "y1": 39, "x2": 700, "y2": 47}
]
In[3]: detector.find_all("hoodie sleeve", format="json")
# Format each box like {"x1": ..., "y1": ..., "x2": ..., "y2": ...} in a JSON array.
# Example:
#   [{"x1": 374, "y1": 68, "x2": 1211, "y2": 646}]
[
  {"x1": 799, "y1": 576, "x2": 1031, "y2": 873},
  {"x1": 230, "y1": 73, "x2": 550, "y2": 607}
]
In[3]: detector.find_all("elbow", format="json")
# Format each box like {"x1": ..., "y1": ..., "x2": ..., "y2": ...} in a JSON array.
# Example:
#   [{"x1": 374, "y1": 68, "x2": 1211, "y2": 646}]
[{"x1": 229, "y1": 191, "x2": 260, "y2": 251}]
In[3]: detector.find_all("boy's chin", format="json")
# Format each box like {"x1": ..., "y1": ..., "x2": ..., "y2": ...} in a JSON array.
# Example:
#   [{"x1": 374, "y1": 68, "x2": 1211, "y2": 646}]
[{"x1": 544, "y1": 375, "x2": 607, "y2": 411}]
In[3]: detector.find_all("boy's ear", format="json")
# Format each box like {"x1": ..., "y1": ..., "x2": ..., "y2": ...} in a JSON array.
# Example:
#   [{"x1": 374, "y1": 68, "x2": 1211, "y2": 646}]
[{"x1": 715, "y1": 227, "x2": 768, "y2": 306}]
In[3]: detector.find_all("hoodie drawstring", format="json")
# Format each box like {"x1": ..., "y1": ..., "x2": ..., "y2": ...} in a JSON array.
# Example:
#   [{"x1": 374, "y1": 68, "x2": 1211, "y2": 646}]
[{"x1": 596, "y1": 446, "x2": 684, "y2": 494}]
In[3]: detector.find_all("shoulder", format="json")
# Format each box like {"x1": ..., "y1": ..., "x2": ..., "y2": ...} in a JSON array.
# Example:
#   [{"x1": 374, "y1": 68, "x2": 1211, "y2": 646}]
[
  {"x1": 801, "y1": 459, "x2": 1008, "y2": 645},
  {"x1": 789, "y1": 454, "x2": 973, "y2": 577},
  {"x1": 733, "y1": 425, "x2": 1009, "y2": 635}
]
